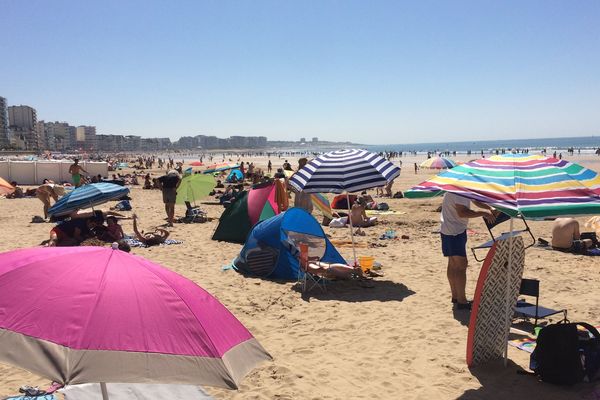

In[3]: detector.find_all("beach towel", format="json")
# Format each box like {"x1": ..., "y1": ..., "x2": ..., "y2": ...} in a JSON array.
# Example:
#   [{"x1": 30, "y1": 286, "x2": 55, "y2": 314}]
[
  {"x1": 365, "y1": 210, "x2": 407, "y2": 216},
  {"x1": 123, "y1": 236, "x2": 183, "y2": 248},
  {"x1": 311, "y1": 193, "x2": 333, "y2": 219}
]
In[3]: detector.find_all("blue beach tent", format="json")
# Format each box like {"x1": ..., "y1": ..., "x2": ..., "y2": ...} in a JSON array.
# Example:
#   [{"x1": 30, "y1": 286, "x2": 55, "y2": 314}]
[
  {"x1": 226, "y1": 169, "x2": 244, "y2": 182},
  {"x1": 232, "y1": 207, "x2": 346, "y2": 280}
]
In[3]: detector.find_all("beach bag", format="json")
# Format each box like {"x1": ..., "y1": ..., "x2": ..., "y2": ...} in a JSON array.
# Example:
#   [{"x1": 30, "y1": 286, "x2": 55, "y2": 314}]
[
  {"x1": 530, "y1": 322, "x2": 600, "y2": 385},
  {"x1": 393, "y1": 191, "x2": 404, "y2": 199},
  {"x1": 377, "y1": 203, "x2": 389, "y2": 211},
  {"x1": 114, "y1": 200, "x2": 132, "y2": 211}
]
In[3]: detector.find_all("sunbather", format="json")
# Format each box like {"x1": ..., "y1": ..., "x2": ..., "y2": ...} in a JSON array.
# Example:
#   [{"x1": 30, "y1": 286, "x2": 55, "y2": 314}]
[
  {"x1": 132, "y1": 214, "x2": 170, "y2": 246},
  {"x1": 350, "y1": 198, "x2": 377, "y2": 227},
  {"x1": 551, "y1": 217, "x2": 593, "y2": 253},
  {"x1": 306, "y1": 261, "x2": 364, "y2": 280}
]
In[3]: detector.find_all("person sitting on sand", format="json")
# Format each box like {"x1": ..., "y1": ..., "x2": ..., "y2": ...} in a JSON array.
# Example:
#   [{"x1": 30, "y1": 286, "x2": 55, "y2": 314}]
[
  {"x1": 36, "y1": 179, "x2": 65, "y2": 219},
  {"x1": 132, "y1": 214, "x2": 170, "y2": 246},
  {"x1": 350, "y1": 198, "x2": 377, "y2": 227},
  {"x1": 551, "y1": 217, "x2": 593, "y2": 254},
  {"x1": 5, "y1": 181, "x2": 24, "y2": 199},
  {"x1": 143, "y1": 173, "x2": 153, "y2": 189},
  {"x1": 101, "y1": 216, "x2": 125, "y2": 242}
]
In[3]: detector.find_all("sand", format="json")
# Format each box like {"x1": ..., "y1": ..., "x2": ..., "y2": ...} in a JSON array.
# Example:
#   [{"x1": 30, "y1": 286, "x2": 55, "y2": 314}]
[{"x1": 1, "y1": 153, "x2": 599, "y2": 399}]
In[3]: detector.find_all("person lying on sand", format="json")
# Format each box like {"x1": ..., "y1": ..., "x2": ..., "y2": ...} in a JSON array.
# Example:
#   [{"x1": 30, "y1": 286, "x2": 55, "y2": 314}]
[
  {"x1": 305, "y1": 261, "x2": 364, "y2": 280},
  {"x1": 551, "y1": 217, "x2": 593, "y2": 254},
  {"x1": 132, "y1": 214, "x2": 170, "y2": 246},
  {"x1": 350, "y1": 198, "x2": 377, "y2": 227}
]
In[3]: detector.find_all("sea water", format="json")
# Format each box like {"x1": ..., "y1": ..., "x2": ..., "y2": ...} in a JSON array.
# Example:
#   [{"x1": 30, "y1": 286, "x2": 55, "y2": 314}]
[{"x1": 366, "y1": 135, "x2": 600, "y2": 154}]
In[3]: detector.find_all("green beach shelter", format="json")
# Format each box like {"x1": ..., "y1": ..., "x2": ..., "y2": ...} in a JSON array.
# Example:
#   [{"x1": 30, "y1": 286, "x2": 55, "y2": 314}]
[{"x1": 176, "y1": 174, "x2": 215, "y2": 205}]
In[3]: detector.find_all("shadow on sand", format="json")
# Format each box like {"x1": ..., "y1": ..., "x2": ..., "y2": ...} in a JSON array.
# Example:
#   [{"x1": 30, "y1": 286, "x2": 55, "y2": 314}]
[
  {"x1": 293, "y1": 279, "x2": 415, "y2": 303},
  {"x1": 459, "y1": 358, "x2": 596, "y2": 400}
]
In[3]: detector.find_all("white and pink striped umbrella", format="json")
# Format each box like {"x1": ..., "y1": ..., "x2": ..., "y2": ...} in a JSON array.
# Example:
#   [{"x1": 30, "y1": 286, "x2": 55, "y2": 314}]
[{"x1": 0, "y1": 246, "x2": 270, "y2": 389}]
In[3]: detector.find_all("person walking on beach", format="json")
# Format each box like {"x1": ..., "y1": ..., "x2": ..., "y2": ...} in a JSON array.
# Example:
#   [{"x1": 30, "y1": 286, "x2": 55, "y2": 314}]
[
  {"x1": 68, "y1": 159, "x2": 88, "y2": 187},
  {"x1": 158, "y1": 170, "x2": 181, "y2": 227},
  {"x1": 440, "y1": 192, "x2": 496, "y2": 310}
]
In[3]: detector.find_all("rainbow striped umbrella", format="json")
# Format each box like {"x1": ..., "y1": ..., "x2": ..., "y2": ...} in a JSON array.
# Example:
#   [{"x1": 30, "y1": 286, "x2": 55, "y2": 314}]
[
  {"x1": 406, "y1": 154, "x2": 600, "y2": 219},
  {"x1": 420, "y1": 157, "x2": 457, "y2": 169}
]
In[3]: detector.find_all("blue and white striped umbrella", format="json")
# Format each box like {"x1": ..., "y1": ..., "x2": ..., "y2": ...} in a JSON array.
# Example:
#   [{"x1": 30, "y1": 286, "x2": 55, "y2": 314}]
[
  {"x1": 48, "y1": 183, "x2": 130, "y2": 217},
  {"x1": 288, "y1": 149, "x2": 401, "y2": 194}
]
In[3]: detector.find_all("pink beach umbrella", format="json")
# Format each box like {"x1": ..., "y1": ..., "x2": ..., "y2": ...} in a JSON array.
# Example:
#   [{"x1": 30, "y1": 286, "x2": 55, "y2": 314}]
[{"x1": 0, "y1": 246, "x2": 270, "y2": 390}]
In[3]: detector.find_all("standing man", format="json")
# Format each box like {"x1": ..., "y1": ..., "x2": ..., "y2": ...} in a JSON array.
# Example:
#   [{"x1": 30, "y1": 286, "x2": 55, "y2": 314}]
[
  {"x1": 158, "y1": 170, "x2": 181, "y2": 227},
  {"x1": 68, "y1": 159, "x2": 88, "y2": 187},
  {"x1": 440, "y1": 192, "x2": 496, "y2": 310}
]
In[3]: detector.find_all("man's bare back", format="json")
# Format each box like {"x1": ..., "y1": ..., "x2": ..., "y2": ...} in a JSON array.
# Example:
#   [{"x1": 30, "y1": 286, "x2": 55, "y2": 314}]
[{"x1": 551, "y1": 218, "x2": 581, "y2": 249}]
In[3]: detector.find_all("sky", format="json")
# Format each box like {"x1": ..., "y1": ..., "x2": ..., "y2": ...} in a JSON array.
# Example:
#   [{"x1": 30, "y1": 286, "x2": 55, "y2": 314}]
[{"x1": 2, "y1": 0, "x2": 599, "y2": 145}]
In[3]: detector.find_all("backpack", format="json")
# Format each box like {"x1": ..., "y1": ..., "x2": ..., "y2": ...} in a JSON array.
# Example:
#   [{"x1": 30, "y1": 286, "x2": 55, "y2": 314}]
[
  {"x1": 114, "y1": 200, "x2": 132, "y2": 211},
  {"x1": 377, "y1": 202, "x2": 389, "y2": 211},
  {"x1": 530, "y1": 322, "x2": 600, "y2": 385}
]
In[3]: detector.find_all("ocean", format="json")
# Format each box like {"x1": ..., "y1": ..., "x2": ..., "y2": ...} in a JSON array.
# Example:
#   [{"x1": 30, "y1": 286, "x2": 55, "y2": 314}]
[{"x1": 365, "y1": 136, "x2": 600, "y2": 154}]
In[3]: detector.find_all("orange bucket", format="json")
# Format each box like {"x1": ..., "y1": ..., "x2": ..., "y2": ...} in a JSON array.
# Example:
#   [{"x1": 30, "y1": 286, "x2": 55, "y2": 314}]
[{"x1": 358, "y1": 256, "x2": 374, "y2": 272}]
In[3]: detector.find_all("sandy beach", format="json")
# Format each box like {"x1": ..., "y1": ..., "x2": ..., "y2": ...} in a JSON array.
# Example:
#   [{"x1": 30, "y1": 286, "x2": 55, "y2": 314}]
[{"x1": 1, "y1": 153, "x2": 599, "y2": 400}]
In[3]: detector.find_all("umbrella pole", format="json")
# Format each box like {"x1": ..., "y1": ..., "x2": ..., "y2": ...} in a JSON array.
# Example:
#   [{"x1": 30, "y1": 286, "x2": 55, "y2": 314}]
[
  {"x1": 100, "y1": 382, "x2": 109, "y2": 400},
  {"x1": 346, "y1": 193, "x2": 358, "y2": 266},
  {"x1": 503, "y1": 217, "x2": 514, "y2": 366}
]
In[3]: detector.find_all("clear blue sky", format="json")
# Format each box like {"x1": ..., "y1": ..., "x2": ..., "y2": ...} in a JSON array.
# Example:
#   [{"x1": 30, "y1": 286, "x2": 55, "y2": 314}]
[{"x1": 2, "y1": 0, "x2": 599, "y2": 144}]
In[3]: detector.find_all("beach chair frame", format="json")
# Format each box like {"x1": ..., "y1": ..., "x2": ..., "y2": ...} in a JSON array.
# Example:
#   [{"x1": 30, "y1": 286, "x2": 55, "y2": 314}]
[{"x1": 471, "y1": 212, "x2": 536, "y2": 262}]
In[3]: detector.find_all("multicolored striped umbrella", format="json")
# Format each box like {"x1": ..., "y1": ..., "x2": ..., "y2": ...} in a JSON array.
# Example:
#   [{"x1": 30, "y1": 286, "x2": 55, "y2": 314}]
[
  {"x1": 406, "y1": 154, "x2": 600, "y2": 219},
  {"x1": 419, "y1": 157, "x2": 457, "y2": 169}
]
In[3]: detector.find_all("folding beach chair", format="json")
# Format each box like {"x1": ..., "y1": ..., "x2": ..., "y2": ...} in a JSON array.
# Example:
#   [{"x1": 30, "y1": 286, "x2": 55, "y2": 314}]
[
  {"x1": 471, "y1": 211, "x2": 536, "y2": 262},
  {"x1": 297, "y1": 242, "x2": 327, "y2": 293},
  {"x1": 513, "y1": 278, "x2": 567, "y2": 329},
  {"x1": 182, "y1": 202, "x2": 207, "y2": 223}
]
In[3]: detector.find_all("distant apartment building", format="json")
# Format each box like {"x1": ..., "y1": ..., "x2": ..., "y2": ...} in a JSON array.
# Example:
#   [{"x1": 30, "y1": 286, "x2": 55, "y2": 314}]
[
  {"x1": 178, "y1": 136, "x2": 197, "y2": 149},
  {"x1": 0, "y1": 97, "x2": 9, "y2": 148},
  {"x1": 123, "y1": 135, "x2": 141, "y2": 152},
  {"x1": 8, "y1": 105, "x2": 38, "y2": 150},
  {"x1": 35, "y1": 121, "x2": 73, "y2": 151},
  {"x1": 300, "y1": 138, "x2": 306, "y2": 143},
  {"x1": 229, "y1": 136, "x2": 248, "y2": 148},
  {"x1": 96, "y1": 134, "x2": 124, "y2": 152},
  {"x1": 75, "y1": 125, "x2": 97, "y2": 151},
  {"x1": 204, "y1": 136, "x2": 219, "y2": 149},
  {"x1": 156, "y1": 138, "x2": 172, "y2": 150},
  {"x1": 312, "y1": 137, "x2": 318, "y2": 143}
]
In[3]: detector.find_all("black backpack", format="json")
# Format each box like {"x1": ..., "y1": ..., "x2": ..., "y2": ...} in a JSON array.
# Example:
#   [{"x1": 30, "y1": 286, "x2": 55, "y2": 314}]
[{"x1": 530, "y1": 322, "x2": 600, "y2": 385}]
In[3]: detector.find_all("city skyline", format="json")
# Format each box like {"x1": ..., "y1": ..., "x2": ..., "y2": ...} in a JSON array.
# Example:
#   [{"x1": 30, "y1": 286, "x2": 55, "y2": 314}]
[{"x1": 2, "y1": 1, "x2": 599, "y2": 144}]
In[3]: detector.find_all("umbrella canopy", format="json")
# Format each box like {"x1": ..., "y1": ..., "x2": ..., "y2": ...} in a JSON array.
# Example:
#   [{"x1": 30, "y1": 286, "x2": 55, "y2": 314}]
[
  {"x1": 0, "y1": 246, "x2": 270, "y2": 389},
  {"x1": 190, "y1": 161, "x2": 204, "y2": 166},
  {"x1": 406, "y1": 154, "x2": 600, "y2": 219},
  {"x1": 176, "y1": 174, "x2": 215, "y2": 204},
  {"x1": 420, "y1": 157, "x2": 457, "y2": 169},
  {"x1": 288, "y1": 149, "x2": 401, "y2": 194},
  {"x1": 0, "y1": 177, "x2": 15, "y2": 196},
  {"x1": 203, "y1": 163, "x2": 239, "y2": 174},
  {"x1": 48, "y1": 183, "x2": 130, "y2": 217}
]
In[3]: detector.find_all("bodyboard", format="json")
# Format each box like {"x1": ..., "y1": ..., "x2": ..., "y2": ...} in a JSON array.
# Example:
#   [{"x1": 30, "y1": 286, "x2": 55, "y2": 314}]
[{"x1": 466, "y1": 236, "x2": 525, "y2": 367}]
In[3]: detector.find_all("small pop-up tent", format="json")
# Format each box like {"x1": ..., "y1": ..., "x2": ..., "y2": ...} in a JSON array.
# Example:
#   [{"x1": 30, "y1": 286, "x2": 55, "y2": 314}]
[
  {"x1": 212, "y1": 181, "x2": 286, "y2": 243},
  {"x1": 232, "y1": 207, "x2": 346, "y2": 280},
  {"x1": 226, "y1": 169, "x2": 244, "y2": 183}
]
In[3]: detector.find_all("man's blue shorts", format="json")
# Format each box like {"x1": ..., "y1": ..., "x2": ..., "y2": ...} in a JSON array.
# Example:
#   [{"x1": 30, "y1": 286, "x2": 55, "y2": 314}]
[{"x1": 441, "y1": 231, "x2": 467, "y2": 257}]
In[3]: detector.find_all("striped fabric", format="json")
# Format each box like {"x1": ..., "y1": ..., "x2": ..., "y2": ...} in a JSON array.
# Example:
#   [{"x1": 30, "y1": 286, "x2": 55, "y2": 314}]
[
  {"x1": 406, "y1": 154, "x2": 600, "y2": 219},
  {"x1": 420, "y1": 157, "x2": 457, "y2": 169},
  {"x1": 288, "y1": 149, "x2": 401, "y2": 194},
  {"x1": 48, "y1": 183, "x2": 130, "y2": 217}
]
